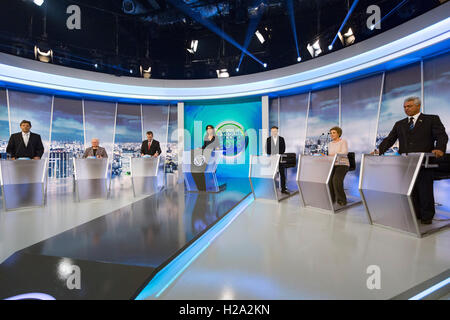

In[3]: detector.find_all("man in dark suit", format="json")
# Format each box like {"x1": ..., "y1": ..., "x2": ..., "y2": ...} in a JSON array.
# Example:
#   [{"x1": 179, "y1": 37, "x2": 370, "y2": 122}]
[
  {"x1": 376, "y1": 97, "x2": 448, "y2": 224},
  {"x1": 141, "y1": 131, "x2": 162, "y2": 157},
  {"x1": 266, "y1": 126, "x2": 288, "y2": 194},
  {"x1": 6, "y1": 120, "x2": 44, "y2": 160}
]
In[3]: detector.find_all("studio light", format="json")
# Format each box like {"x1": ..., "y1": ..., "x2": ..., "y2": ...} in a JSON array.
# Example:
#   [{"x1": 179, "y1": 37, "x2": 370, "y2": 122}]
[
  {"x1": 263, "y1": 63, "x2": 267, "y2": 68},
  {"x1": 34, "y1": 45, "x2": 53, "y2": 63},
  {"x1": 255, "y1": 30, "x2": 265, "y2": 44},
  {"x1": 338, "y1": 28, "x2": 355, "y2": 46},
  {"x1": 307, "y1": 40, "x2": 322, "y2": 58},
  {"x1": 33, "y1": 0, "x2": 44, "y2": 6},
  {"x1": 140, "y1": 65, "x2": 152, "y2": 79},
  {"x1": 235, "y1": 67, "x2": 239, "y2": 72},
  {"x1": 187, "y1": 40, "x2": 198, "y2": 54},
  {"x1": 216, "y1": 69, "x2": 229, "y2": 78},
  {"x1": 297, "y1": 57, "x2": 302, "y2": 62},
  {"x1": 328, "y1": 44, "x2": 333, "y2": 50}
]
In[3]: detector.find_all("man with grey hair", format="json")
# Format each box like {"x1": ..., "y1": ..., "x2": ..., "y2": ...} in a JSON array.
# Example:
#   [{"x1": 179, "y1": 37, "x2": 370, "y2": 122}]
[
  {"x1": 83, "y1": 138, "x2": 108, "y2": 158},
  {"x1": 375, "y1": 96, "x2": 448, "y2": 224}
]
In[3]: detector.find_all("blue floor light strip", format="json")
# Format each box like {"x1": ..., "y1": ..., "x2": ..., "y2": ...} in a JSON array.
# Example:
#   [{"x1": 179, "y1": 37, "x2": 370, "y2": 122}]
[
  {"x1": 408, "y1": 277, "x2": 450, "y2": 300},
  {"x1": 134, "y1": 194, "x2": 255, "y2": 300}
]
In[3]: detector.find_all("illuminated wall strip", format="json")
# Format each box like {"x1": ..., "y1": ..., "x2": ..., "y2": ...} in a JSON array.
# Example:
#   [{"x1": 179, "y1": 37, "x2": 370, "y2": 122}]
[
  {"x1": 408, "y1": 277, "x2": 450, "y2": 300},
  {"x1": 134, "y1": 194, "x2": 254, "y2": 300},
  {"x1": 0, "y1": 13, "x2": 448, "y2": 100}
]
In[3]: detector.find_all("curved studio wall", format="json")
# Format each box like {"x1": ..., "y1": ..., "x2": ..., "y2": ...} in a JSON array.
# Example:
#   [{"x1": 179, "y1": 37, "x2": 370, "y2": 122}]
[{"x1": 0, "y1": 3, "x2": 449, "y2": 202}]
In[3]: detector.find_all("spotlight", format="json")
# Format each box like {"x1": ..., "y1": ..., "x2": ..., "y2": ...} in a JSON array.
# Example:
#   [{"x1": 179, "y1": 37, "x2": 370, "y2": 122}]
[
  {"x1": 328, "y1": 44, "x2": 333, "y2": 50},
  {"x1": 297, "y1": 57, "x2": 302, "y2": 62},
  {"x1": 338, "y1": 28, "x2": 355, "y2": 46},
  {"x1": 307, "y1": 40, "x2": 322, "y2": 58},
  {"x1": 216, "y1": 69, "x2": 229, "y2": 78},
  {"x1": 34, "y1": 45, "x2": 52, "y2": 63},
  {"x1": 187, "y1": 40, "x2": 198, "y2": 54},
  {"x1": 129, "y1": 69, "x2": 133, "y2": 74},
  {"x1": 235, "y1": 67, "x2": 239, "y2": 72},
  {"x1": 94, "y1": 63, "x2": 98, "y2": 69},
  {"x1": 370, "y1": 24, "x2": 375, "y2": 31},
  {"x1": 263, "y1": 63, "x2": 267, "y2": 68},
  {"x1": 255, "y1": 30, "x2": 265, "y2": 44},
  {"x1": 140, "y1": 65, "x2": 152, "y2": 79},
  {"x1": 33, "y1": 0, "x2": 44, "y2": 6}
]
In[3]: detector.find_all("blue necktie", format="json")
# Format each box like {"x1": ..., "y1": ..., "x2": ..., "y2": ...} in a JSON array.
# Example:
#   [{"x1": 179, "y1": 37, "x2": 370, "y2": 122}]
[{"x1": 409, "y1": 117, "x2": 414, "y2": 130}]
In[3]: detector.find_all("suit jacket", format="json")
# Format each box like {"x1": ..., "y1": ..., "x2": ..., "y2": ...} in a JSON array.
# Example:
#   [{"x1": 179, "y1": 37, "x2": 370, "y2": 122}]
[
  {"x1": 379, "y1": 113, "x2": 448, "y2": 155},
  {"x1": 266, "y1": 136, "x2": 286, "y2": 155},
  {"x1": 83, "y1": 146, "x2": 108, "y2": 158},
  {"x1": 141, "y1": 139, "x2": 162, "y2": 156},
  {"x1": 6, "y1": 132, "x2": 44, "y2": 159},
  {"x1": 202, "y1": 135, "x2": 219, "y2": 150}
]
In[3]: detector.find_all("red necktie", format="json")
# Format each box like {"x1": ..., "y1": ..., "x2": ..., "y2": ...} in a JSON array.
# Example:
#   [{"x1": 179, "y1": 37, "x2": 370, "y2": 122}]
[{"x1": 148, "y1": 140, "x2": 152, "y2": 151}]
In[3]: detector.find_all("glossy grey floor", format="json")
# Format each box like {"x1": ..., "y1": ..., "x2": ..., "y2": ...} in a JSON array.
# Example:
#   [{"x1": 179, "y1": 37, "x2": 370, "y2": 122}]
[
  {"x1": 153, "y1": 196, "x2": 450, "y2": 300},
  {"x1": 0, "y1": 177, "x2": 148, "y2": 264}
]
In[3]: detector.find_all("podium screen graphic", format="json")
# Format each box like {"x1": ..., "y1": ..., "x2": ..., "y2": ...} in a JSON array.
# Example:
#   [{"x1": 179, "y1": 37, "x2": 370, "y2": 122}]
[{"x1": 184, "y1": 99, "x2": 262, "y2": 177}]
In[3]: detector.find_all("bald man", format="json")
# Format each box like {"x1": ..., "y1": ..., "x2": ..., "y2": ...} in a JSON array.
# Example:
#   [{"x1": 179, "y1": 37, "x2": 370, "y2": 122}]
[{"x1": 83, "y1": 138, "x2": 108, "y2": 158}]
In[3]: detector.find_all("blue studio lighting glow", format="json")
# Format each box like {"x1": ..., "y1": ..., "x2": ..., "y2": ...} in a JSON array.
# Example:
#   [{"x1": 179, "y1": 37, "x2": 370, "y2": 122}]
[
  {"x1": 0, "y1": 17, "x2": 448, "y2": 100},
  {"x1": 371, "y1": 0, "x2": 409, "y2": 30},
  {"x1": 286, "y1": 0, "x2": 301, "y2": 60},
  {"x1": 329, "y1": 0, "x2": 360, "y2": 50},
  {"x1": 134, "y1": 194, "x2": 255, "y2": 300},
  {"x1": 408, "y1": 277, "x2": 450, "y2": 300},
  {"x1": 237, "y1": 0, "x2": 266, "y2": 70},
  {"x1": 166, "y1": 0, "x2": 265, "y2": 66}
]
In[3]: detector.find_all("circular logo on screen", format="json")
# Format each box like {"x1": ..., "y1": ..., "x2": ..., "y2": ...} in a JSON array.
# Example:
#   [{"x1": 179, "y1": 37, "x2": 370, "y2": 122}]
[
  {"x1": 193, "y1": 154, "x2": 206, "y2": 166},
  {"x1": 215, "y1": 121, "x2": 248, "y2": 158}
]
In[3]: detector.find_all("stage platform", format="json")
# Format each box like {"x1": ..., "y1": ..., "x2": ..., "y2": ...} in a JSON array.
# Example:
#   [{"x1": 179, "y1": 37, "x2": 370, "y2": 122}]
[
  {"x1": 150, "y1": 195, "x2": 450, "y2": 300},
  {"x1": 0, "y1": 178, "x2": 252, "y2": 300}
]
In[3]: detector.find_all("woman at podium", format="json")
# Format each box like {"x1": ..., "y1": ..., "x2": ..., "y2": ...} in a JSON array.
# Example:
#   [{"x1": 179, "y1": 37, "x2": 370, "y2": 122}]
[
  {"x1": 327, "y1": 126, "x2": 349, "y2": 206},
  {"x1": 202, "y1": 124, "x2": 219, "y2": 150}
]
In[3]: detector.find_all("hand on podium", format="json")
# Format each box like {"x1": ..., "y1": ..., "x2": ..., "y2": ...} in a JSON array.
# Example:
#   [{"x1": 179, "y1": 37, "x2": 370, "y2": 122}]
[
  {"x1": 370, "y1": 149, "x2": 380, "y2": 156},
  {"x1": 432, "y1": 149, "x2": 444, "y2": 158}
]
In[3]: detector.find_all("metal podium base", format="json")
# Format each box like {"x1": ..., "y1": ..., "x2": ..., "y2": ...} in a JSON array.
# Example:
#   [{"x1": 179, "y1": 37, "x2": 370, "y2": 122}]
[{"x1": 186, "y1": 183, "x2": 227, "y2": 193}]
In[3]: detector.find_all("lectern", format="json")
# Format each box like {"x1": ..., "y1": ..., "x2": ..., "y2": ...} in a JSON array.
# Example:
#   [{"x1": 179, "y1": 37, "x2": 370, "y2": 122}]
[
  {"x1": 296, "y1": 154, "x2": 360, "y2": 213},
  {"x1": 359, "y1": 153, "x2": 450, "y2": 237},
  {"x1": 0, "y1": 159, "x2": 48, "y2": 210},
  {"x1": 183, "y1": 149, "x2": 225, "y2": 193},
  {"x1": 249, "y1": 155, "x2": 280, "y2": 201},
  {"x1": 73, "y1": 158, "x2": 109, "y2": 201},
  {"x1": 130, "y1": 156, "x2": 163, "y2": 197}
]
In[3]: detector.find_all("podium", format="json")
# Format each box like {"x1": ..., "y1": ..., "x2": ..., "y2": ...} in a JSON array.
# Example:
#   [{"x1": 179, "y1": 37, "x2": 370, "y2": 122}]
[
  {"x1": 296, "y1": 154, "x2": 360, "y2": 213},
  {"x1": 0, "y1": 159, "x2": 48, "y2": 210},
  {"x1": 130, "y1": 156, "x2": 163, "y2": 197},
  {"x1": 73, "y1": 158, "x2": 109, "y2": 201},
  {"x1": 249, "y1": 155, "x2": 286, "y2": 201},
  {"x1": 183, "y1": 149, "x2": 225, "y2": 193},
  {"x1": 359, "y1": 153, "x2": 450, "y2": 237}
]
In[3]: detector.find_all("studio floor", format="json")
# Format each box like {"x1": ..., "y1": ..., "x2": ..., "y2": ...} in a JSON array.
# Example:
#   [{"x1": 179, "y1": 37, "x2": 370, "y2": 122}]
[{"x1": 0, "y1": 178, "x2": 449, "y2": 300}]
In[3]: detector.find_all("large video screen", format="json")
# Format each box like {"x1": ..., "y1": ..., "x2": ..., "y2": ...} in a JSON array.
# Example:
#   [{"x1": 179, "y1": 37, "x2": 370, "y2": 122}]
[{"x1": 184, "y1": 99, "x2": 262, "y2": 178}]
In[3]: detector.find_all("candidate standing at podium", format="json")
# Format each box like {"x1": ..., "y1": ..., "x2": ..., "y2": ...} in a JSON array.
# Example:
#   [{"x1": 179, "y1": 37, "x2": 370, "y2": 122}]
[
  {"x1": 327, "y1": 126, "x2": 349, "y2": 206},
  {"x1": 141, "y1": 131, "x2": 162, "y2": 157},
  {"x1": 375, "y1": 96, "x2": 448, "y2": 224},
  {"x1": 202, "y1": 124, "x2": 219, "y2": 150},
  {"x1": 266, "y1": 126, "x2": 288, "y2": 194},
  {"x1": 83, "y1": 138, "x2": 108, "y2": 158},
  {"x1": 6, "y1": 120, "x2": 44, "y2": 160}
]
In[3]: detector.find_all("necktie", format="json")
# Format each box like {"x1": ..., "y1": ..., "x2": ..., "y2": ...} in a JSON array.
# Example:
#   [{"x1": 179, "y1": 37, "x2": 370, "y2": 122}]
[
  {"x1": 408, "y1": 117, "x2": 414, "y2": 130},
  {"x1": 148, "y1": 140, "x2": 152, "y2": 151},
  {"x1": 24, "y1": 133, "x2": 29, "y2": 147}
]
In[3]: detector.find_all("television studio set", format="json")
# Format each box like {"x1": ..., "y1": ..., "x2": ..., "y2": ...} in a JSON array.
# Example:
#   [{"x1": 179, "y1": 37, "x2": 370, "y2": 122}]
[{"x1": 0, "y1": 0, "x2": 449, "y2": 306}]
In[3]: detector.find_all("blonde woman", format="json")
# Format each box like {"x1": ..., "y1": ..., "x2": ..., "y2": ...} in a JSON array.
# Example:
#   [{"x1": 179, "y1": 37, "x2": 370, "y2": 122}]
[{"x1": 327, "y1": 126, "x2": 349, "y2": 206}]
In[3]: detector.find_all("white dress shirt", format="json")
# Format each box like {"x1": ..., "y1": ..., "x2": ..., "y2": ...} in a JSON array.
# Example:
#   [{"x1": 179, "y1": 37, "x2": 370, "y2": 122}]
[
  {"x1": 272, "y1": 136, "x2": 278, "y2": 145},
  {"x1": 22, "y1": 131, "x2": 30, "y2": 147}
]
